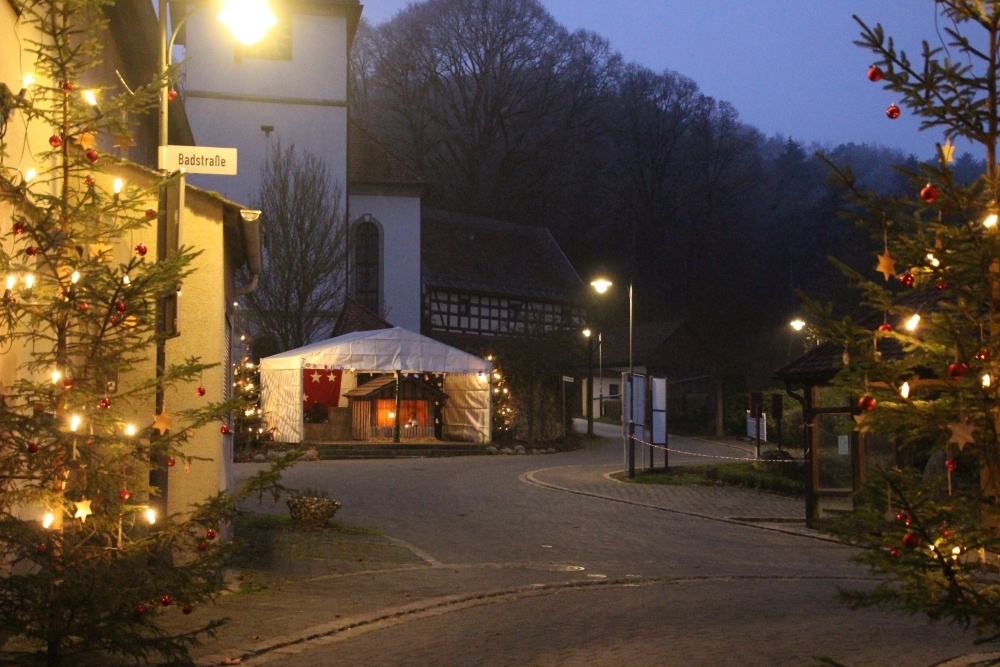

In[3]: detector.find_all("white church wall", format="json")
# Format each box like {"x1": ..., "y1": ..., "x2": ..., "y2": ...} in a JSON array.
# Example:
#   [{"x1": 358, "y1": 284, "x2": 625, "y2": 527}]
[
  {"x1": 180, "y1": 10, "x2": 349, "y2": 208},
  {"x1": 349, "y1": 194, "x2": 422, "y2": 332}
]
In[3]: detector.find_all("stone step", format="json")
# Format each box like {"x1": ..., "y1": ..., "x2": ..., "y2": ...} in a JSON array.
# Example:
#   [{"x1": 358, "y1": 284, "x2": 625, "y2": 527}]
[{"x1": 310, "y1": 443, "x2": 488, "y2": 460}]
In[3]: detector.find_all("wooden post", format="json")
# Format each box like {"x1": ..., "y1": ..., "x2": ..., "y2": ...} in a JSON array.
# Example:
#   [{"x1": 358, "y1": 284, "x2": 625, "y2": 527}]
[
  {"x1": 805, "y1": 385, "x2": 820, "y2": 527},
  {"x1": 716, "y1": 380, "x2": 724, "y2": 437},
  {"x1": 393, "y1": 371, "x2": 402, "y2": 444}
]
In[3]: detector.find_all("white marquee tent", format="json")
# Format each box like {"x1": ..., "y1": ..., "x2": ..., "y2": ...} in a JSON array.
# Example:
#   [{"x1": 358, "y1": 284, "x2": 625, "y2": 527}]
[{"x1": 259, "y1": 328, "x2": 493, "y2": 444}]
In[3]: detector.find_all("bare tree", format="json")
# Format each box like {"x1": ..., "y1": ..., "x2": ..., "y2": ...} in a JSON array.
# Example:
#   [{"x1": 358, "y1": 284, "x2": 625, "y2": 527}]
[
  {"x1": 242, "y1": 142, "x2": 346, "y2": 353},
  {"x1": 353, "y1": 0, "x2": 619, "y2": 219}
]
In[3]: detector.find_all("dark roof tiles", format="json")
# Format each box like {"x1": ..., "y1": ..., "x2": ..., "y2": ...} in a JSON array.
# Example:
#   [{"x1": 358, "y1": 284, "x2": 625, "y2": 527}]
[{"x1": 421, "y1": 210, "x2": 584, "y2": 303}]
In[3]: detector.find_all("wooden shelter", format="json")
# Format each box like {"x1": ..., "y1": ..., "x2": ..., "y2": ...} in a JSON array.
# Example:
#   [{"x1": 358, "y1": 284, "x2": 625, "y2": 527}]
[
  {"x1": 775, "y1": 316, "x2": 907, "y2": 528},
  {"x1": 344, "y1": 375, "x2": 449, "y2": 441}
]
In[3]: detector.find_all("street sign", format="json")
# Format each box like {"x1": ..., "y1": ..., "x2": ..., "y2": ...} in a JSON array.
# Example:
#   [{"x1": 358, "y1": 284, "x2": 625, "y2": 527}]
[
  {"x1": 159, "y1": 145, "x2": 238, "y2": 175},
  {"x1": 562, "y1": 376, "x2": 574, "y2": 383}
]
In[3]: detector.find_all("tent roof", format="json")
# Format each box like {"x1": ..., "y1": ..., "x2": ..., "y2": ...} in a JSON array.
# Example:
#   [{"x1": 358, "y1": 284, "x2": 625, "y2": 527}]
[{"x1": 260, "y1": 327, "x2": 492, "y2": 374}]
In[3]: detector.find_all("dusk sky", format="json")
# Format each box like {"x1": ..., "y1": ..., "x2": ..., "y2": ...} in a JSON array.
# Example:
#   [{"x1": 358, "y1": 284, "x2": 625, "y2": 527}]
[{"x1": 361, "y1": 1, "x2": 964, "y2": 160}]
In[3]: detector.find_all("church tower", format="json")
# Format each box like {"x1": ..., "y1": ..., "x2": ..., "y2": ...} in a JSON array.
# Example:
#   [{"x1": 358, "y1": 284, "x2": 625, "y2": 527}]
[{"x1": 180, "y1": 0, "x2": 424, "y2": 333}]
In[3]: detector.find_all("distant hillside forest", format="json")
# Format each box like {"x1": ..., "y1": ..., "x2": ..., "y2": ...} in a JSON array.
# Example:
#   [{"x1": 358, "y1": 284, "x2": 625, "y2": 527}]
[{"x1": 348, "y1": 0, "x2": 985, "y2": 388}]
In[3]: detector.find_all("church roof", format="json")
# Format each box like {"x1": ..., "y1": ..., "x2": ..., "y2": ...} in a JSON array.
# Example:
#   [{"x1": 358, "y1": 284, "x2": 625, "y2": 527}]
[
  {"x1": 421, "y1": 210, "x2": 584, "y2": 303},
  {"x1": 348, "y1": 122, "x2": 427, "y2": 191},
  {"x1": 331, "y1": 297, "x2": 392, "y2": 338}
]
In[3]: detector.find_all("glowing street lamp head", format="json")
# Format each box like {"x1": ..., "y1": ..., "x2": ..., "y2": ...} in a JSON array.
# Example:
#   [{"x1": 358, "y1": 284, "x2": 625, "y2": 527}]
[
  {"x1": 790, "y1": 319, "x2": 806, "y2": 331},
  {"x1": 582, "y1": 328, "x2": 592, "y2": 338},
  {"x1": 218, "y1": 0, "x2": 278, "y2": 46},
  {"x1": 591, "y1": 279, "x2": 612, "y2": 294}
]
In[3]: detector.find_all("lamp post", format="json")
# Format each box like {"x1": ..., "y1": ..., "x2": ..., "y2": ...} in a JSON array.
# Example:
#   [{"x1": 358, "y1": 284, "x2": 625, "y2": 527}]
[
  {"x1": 591, "y1": 277, "x2": 634, "y2": 477},
  {"x1": 582, "y1": 328, "x2": 594, "y2": 436}
]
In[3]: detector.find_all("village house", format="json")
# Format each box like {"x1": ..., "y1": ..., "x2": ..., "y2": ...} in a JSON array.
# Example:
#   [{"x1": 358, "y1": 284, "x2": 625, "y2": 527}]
[{"x1": 0, "y1": 0, "x2": 260, "y2": 515}]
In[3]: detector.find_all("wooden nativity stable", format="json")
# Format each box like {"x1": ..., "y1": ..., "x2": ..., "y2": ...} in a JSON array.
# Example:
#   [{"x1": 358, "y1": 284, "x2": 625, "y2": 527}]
[{"x1": 344, "y1": 374, "x2": 448, "y2": 441}]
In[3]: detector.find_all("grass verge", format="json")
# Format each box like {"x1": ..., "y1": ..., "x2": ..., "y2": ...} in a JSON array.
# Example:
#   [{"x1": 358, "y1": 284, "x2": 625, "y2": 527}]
[{"x1": 623, "y1": 461, "x2": 805, "y2": 496}]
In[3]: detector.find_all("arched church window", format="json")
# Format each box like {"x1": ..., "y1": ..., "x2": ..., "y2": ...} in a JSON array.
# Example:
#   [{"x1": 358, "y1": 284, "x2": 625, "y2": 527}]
[{"x1": 354, "y1": 221, "x2": 380, "y2": 313}]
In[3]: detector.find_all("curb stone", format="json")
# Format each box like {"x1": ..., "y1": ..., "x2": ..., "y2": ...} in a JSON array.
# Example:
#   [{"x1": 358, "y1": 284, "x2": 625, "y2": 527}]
[{"x1": 521, "y1": 467, "x2": 848, "y2": 546}]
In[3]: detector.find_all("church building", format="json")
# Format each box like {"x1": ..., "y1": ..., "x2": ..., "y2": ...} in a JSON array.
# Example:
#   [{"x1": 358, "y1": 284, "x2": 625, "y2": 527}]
[{"x1": 179, "y1": 0, "x2": 582, "y2": 343}]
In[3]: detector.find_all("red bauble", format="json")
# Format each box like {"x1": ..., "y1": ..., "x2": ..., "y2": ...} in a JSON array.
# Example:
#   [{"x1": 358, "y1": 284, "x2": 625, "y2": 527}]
[
  {"x1": 182, "y1": 604, "x2": 193, "y2": 615},
  {"x1": 26, "y1": 246, "x2": 37, "y2": 257},
  {"x1": 858, "y1": 395, "x2": 877, "y2": 412},
  {"x1": 197, "y1": 541, "x2": 208, "y2": 551},
  {"x1": 868, "y1": 65, "x2": 883, "y2": 82},
  {"x1": 896, "y1": 511, "x2": 911, "y2": 526},
  {"x1": 115, "y1": 301, "x2": 126, "y2": 313},
  {"x1": 49, "y1": 135, "x2": 62, "y2": 148},
  {"x1": 134, "y1": 243, "x2": 147, "y2": 257},
  {"x1": 220, "y1": 425, "x2": 230, "y2": 435},
  {"x1": 166, "y1": 457, "x2": 176, "y2": 468},
  {"x1": 99, "y1": 397, "x2": 111, "y2": 409},
  {"x1": 900, "y1": 273, "x2": 915, "y2": 287},
  {"x1": 946, "y1": 458, "x2": 959, "y2": 472},
  {"x1": 890, "y1": 548, "x2": 901, "y2": 558},
  {"x1": 902, "y1": 532, "x2": 921, "y2": 549},
  {"x1": 145, "y1": 208, "x2": 157, "y2": 219},
  {"x1": 878, "y1": 323, "x2": 893, "y2": 333},
  {"x1": 37, "y1": 544, "x2": 48, "y2": 556},
  {"x1": 160, "y1": 595, "x2": 172, "y2": 607},
  {"x1": 978, "y1": 349, "x2": 991, "y2": 362},
  {"x1": 886, "y1": 104, "x2": 901, "y2": 119},
  {"x1": 12, "y1": 222, "x2": 24, "y2": 234},
  {"x1": 119, "y1": 489, "x2": 131, "y2": 501},
  {"x1": 921, "y1": 184, "x2": 939, "y2": 203},
  {"x1": 937, "y1": 281, "x2": 948, "y2": 290},
  {"x1": 61, "y1": 82, "x2": 73, "y2": 93},
  {"x1": 85, "y1": 149, "x2": 99, "y2": 164},
  {"x1": 109, "y1": 315, "x2": 119, "y2": 326},
  {"x1": 135, "y1": 605, "x2": 146, "y2": 615},
  {"x1": 206, "y1": 529, "x2": 217, "y2": 541},
  {"x1": 196, "y1": 386, "x2": 206, "y2": 397},
  {"x1": 78, "y1": 302, "x2": 89, "y2": 312},
  {"x1": 28, "y1": 443, "x2": 40, "y2": 455},
  {"x1": 167, "y1": 89, "x2": 178, "y2": 101},
  {"x1": 948, "y1": 362, "x2": 969, "y2": 380},
  {"x1": 84, "y1": 175, "x2": 94, "y2": 186},
  {"x1": 62, "y1": 378, "x2": 74, "y2": 391},
  {"x1": 943, "y1": 529, "x2": 952, "y2": 538}
]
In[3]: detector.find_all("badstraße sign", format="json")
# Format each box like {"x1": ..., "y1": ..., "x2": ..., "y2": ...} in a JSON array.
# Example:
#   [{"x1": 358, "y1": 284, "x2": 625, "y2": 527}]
[{"x1": 159, "y1": 146, "x2": 237, "y2": 175}]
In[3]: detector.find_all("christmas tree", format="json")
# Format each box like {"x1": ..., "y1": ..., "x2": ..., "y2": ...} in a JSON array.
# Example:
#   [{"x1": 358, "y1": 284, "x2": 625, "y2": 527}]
[
  {"x1": 809, "y1": 0, "x2": 1000, "y2": 642},
  {"x1": 0, "y1": 1, "x2": 288, "y2": 664},
  {"x1": 232, "y1": 335, "x2": 270, "y2": 454}
]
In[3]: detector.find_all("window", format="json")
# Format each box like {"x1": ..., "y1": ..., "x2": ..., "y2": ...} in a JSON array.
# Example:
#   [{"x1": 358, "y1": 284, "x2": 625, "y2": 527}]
[
  {"x1": 609, "y1": 384, "x2": 620, "y2": 397},
  {"x1": 241, "y1": 15, "x2": 293, "y2": 61},
  {"x1": 354, "y1": 221, "x2": 380, "y2": 313}
]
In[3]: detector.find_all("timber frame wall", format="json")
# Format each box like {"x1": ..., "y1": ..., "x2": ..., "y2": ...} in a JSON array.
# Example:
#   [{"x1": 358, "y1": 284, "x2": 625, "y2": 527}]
[{"x1": 423, "y1": 289, "x2": 585, "y2": 338}]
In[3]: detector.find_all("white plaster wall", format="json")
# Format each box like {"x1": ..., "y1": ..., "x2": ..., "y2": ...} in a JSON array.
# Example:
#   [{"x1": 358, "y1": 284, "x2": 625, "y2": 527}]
[
  {"x1": 184, "y1": 13, "x2": 348, "y2": 102},
  {"x1": 183, "y1": 98, "x2": 347, "y2": 206},
  {"x1": 348, "y1": 194, "x2": 422, "y2": 331}
]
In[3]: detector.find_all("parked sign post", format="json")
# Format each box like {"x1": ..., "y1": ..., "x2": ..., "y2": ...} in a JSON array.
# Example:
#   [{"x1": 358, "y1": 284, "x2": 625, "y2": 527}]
[{"x1": 562, "y1": 376, "x2": 574, "y2": 443}]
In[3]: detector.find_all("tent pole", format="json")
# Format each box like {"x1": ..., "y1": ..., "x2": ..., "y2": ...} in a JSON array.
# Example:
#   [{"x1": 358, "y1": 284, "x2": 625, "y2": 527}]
[{"x1": 394, "y1": 371, "x2": 402, "y2": 443}]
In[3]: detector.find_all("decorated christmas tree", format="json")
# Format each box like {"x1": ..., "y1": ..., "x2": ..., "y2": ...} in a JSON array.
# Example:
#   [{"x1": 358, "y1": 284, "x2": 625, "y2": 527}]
[
  {"x1": 809, "y1": 0, "x2": 1000, "y2": 641},
  {"x1": 0, "y1": 1, "x2": 287, "y2": 664},
  {"x1": 232, "y1": 335, "x2": 269, "y2": 454}
]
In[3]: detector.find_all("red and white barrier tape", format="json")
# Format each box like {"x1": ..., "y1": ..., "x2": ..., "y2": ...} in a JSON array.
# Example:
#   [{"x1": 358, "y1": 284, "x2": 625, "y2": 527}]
[{"x1": 627, "y1": 435, "x2": 801, "y2": 464}]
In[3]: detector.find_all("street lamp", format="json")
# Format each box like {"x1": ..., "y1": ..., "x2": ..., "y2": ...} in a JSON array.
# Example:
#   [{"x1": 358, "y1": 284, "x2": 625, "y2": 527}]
[
  {"x1": 592, "y1": 277, "x2": 635, "y2": 477},
  {"x1": 158, "y1": 0, "x2": 277, "y2": 158},
  {"x1": 591, "y1": 279, "x2": 612, "y2": 294},
  {"x1": 790, "y1": 319, "x2": 806, "y2": 331}
]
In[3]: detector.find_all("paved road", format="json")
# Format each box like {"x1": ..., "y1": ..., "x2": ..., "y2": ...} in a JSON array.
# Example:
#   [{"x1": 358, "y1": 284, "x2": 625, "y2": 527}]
[{"x1": 215, "y1": 425, "x2": 977, "y2": 667}]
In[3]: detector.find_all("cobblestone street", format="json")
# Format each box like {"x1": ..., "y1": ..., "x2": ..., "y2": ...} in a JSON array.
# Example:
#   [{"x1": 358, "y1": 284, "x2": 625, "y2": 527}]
[{"x1": 188, "y1": 423, "x2": 983, "y2": 666}]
